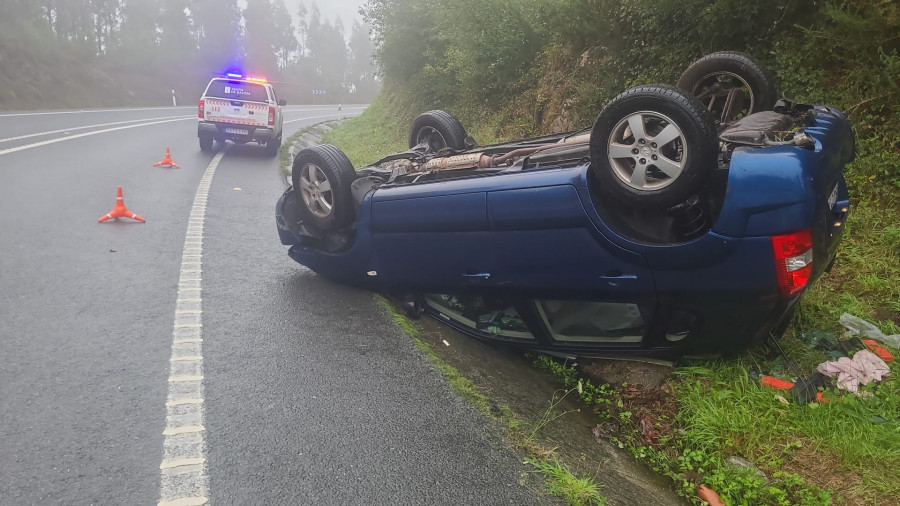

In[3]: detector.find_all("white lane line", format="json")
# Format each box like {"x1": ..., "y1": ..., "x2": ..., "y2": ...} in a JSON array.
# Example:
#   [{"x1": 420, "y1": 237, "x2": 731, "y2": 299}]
[
  {"x1": 0, "y1": 115, "x2": 193, "y2": 144},
  {"x1": 158, "y1": 150, "x2": 224, "y2": 506},
  {"x1": 163, "y1": 426, "x2": 205, "y2": 436},
  {"x1": 160, "y1": 458, "x2": 206, "y2": 470},
  {"x1": 158, "y1": 497, "x2": 209, "y2": 506},
  {"x1": 0, "y1": 117, "x2": 194, "y2": 156},
  {"x1": 0, "y1": 106, "x2": 193, "y2": 118}
]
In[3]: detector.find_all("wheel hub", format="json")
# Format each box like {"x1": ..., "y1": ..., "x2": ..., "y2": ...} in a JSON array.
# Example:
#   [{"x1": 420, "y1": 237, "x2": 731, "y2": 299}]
[
  {"x1": 299, "y1": 163, "x2": 333, "y2": 218},
  {"x1": 607, "y1": 110, "x2": 687, "y2": 191}
]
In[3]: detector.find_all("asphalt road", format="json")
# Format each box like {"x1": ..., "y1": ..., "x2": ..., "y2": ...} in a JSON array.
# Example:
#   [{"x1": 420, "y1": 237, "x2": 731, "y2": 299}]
[{"x1": 0, "y1": 105, "x2": 543, "y2": 505}]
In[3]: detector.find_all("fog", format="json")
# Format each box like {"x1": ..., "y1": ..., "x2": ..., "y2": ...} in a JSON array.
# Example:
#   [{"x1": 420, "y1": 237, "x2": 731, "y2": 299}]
[{"x1": 285, "y1": 0, "x2": 367, "y2": 30}]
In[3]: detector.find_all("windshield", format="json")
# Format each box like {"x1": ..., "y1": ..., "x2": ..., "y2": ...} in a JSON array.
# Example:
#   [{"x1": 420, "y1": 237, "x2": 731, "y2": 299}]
[{"x1": 204, "y1": 79, "x2": 269, "y2": 102}]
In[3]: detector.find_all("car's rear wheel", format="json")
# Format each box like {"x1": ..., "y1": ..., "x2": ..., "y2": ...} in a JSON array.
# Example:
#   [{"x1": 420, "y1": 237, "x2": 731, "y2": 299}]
[
  {"x1": 267, "y1": 134, "x2": 282, "y2": 158},
  {"x1": 199, "y1": 133, "x2": 213, "y2": 152},
  {"x1": 291, "y1": 144, "x2": 358, "y2": 231},
  {"x1": 408, "y1": 110, "x2": 468, "y2": 152},
  {"x1": 589, "y1": 84, "x2": 718, "y2": 209},
  {"x1": 677, "y1": 51, "x2": 777, "y2": 125}
]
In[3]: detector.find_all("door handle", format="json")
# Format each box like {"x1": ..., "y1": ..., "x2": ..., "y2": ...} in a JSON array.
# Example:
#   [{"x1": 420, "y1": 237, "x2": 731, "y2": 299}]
[
  {"x1": 462, "y1": 272, "x2": 491, "y2": 280},
  {"x1": 598, "y1": 271, "x2": 637, "y2": 287}
]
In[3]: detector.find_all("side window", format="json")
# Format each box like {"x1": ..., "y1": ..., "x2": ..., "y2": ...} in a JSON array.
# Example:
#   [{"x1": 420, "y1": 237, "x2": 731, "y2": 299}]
[
  {"x1": 424, "y1": 293, "x2": 534, "y2": 340},
  {"x1": 268, "y1": 86, "x2": 277, "y2": 104},
  {"x1": 536, "y1": 300, "x2": 644, "y2": 343}
]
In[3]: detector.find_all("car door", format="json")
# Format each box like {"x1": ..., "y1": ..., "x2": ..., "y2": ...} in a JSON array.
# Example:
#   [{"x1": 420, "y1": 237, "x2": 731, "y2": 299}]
[
  {"x1": 368, "y1": 188, "x2": 496, "y2": 289},
  {"x1": 487, "y1": 184, "x2": 655, "y2": 297},
  {"x1": 486, "y1": 183, "x2": 658, "y2": 348}
]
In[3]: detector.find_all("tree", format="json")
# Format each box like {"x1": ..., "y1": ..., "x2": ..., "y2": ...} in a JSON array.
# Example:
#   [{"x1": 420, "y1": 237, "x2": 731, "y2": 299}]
[
  {"x1": 348, "y1": 20, "x2": 379, "y2": 97},
  {"x1": 158, "y1": 0, "x2": 195, "y2": 59},
  {"x1": 118, "y1": 0, "x2": 160, "y2": 57},
  {"x1": 272, "y1": 0, "x2": 298, "y2": 69},
  {"x1": 243, "y1": 0, "x2": 279, "y2": 75},
  {"x1": 304, "y1": 4, "x2": 347, "y2": 90},
  {"x1": 193, "y1": 0, "x2": 242, "y2": 72}
]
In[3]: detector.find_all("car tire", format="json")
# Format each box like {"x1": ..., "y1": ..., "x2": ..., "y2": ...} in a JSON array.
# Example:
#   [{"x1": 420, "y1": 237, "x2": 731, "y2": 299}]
[
  {"x1": 677, "y1": 51, "x2": 777, "y2": 125},
  {"x1": 291, "y1": 144, "x2": 358, "y2": 231},
  {"x1": 267, "y1": 135, "x2": 282, "y2": 158},
  {"x1": 199, "y1": 133, "x2": 213, "y2": 152},
  {"x1": 589, "y1": 84, "x2": 718, "y2": 209},
  {"x1": 408, "y1": 110, "x2": 468, "y2": 151}
]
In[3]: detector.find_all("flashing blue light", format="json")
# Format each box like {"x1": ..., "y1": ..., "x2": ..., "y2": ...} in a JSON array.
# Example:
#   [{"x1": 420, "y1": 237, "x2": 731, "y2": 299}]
[{"x1": 226, "y1": 72, "x2": 243, "y2": 78}]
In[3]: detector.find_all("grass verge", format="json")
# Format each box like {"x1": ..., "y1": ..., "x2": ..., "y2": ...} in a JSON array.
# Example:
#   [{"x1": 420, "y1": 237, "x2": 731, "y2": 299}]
[{"x1": 375, "y1": 295, "x2": 606, "y2": 506}]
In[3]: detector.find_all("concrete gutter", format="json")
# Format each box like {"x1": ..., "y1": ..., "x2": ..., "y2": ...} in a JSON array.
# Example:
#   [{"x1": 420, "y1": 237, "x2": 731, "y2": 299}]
[{"x1": 281, "y1": 120, "x2": 345, "y2": 186}]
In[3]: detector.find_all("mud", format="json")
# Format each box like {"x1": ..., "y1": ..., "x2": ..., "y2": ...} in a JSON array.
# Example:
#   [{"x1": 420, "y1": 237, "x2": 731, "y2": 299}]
[{"x1": 410, "y1": 311, "x2": 686, "y2": 506}]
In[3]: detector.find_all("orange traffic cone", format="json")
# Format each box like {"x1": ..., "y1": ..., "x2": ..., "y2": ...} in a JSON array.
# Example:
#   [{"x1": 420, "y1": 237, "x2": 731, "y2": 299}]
[
  {"x1": 153, "y1": 147, "x2": 179, "y2": 168},
  {"x1": 98, "y1": 186, "x2": 145, "y2": 223}
]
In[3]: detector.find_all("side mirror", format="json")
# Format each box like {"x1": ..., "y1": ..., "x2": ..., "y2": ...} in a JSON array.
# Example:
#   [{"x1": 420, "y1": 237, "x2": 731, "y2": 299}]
[{"x1": 278, "y1": 99, "x2": 287, "y2": 106}]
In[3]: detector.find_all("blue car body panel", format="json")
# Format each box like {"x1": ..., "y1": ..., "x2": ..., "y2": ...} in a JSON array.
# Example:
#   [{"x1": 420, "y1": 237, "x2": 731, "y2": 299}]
[{"x1": 275, "y1": 106, "x2": 853, "y2": 355}]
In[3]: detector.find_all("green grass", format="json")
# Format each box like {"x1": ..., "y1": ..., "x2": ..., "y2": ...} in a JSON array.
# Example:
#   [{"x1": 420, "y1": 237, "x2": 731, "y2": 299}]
[
  {"x1": 526, "y1": 456, "x2": 606, "y2": 506},
  {"x1": 672, "y1": 359, "x2": 900, "y2": 503},
  {"x1": 320, "y1": 96, "x2": 411, "y2": 167}
]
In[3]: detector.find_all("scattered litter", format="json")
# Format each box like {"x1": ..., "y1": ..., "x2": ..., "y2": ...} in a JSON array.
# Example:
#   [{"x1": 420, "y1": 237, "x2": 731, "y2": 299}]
[
  {"x1": 759, "y1": 373, "x2": 828, "y2": 403},
  {"x1": 639, "y1": 414, "x2": 659, "y2": 443},
  {"x1": 816, "y1": 350, "x2": 890, "y2": 394},
  {"x1": 760, "y1": 375, "x2": 794, "y2": 390},
  {"x1": 863, "y1": 339, "x2": 894, "y2": 362},
  {"x1": 840, "y1": 313, "x2": 900, "y2": 348},
  {"x1": 775, "y1": 394, "x2": 790, "y2": 405},
  {"x1": 725, "y1": 456, "x2": 767, "y2": 479},
  {"x1": 442, "y1": 339, "x2": 450, "y2": 347},
  {"x1": 233, "y1": 187, "x2": 242, "y2": 191}
]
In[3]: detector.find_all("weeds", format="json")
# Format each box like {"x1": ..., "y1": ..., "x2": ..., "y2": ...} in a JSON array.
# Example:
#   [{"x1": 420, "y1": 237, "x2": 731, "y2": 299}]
[
  {"x1": 526, "y1": 456, "x2": 606, "y2": 506},
  {"x1": 530, "y1": 388, "x2": 579, "y2": 440}
]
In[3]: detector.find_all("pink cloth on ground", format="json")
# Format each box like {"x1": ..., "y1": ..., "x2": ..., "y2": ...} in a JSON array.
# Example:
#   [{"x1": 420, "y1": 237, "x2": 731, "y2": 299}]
[{"x1": 816, "y1": 350, "x2": 890, "y2": 393}]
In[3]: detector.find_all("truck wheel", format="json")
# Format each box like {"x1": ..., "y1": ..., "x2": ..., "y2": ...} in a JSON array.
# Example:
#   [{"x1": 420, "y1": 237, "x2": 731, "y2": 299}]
[
  {"x1": 677, "y1": 51, "x2": 777, "y2": 125},
  {"x1": 408, "y1": 110, "x2": 468, "y2": 152},
  {"x1": 589, "y1": 85, "x2": 718, "y2": 209},
  {"x1": 291, "y1": 144, "x2": 358, "y2": 231},
  {"x1": 267, "y1": 135, "x2": 282, "y2": 158},
  {"x1": 199, "y1": 133, "x2": 213, "y2": 152}
]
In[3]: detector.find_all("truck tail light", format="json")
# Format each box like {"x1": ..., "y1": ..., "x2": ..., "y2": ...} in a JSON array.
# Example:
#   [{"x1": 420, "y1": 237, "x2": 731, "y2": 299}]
[
  {"x1": 268, "y1": 106, "x2": 275, "y2": 126},
  {"x1": 198, "y1": 99, "x2": 205, "y2": 119},
  {"x1": 770, "y1": 229, "x2": 813, "y2": 296}
]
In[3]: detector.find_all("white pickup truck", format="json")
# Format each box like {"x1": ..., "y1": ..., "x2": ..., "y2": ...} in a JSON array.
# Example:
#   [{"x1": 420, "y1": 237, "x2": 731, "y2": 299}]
[{"x1": 197, "y1": 75, "x2": 285, "y2": 156}]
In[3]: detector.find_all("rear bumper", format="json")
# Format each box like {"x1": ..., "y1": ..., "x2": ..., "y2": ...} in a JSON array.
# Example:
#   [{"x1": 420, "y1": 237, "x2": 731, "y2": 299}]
[{"x1": 198, "y1": 121, "x2": 274, "y2": 142}]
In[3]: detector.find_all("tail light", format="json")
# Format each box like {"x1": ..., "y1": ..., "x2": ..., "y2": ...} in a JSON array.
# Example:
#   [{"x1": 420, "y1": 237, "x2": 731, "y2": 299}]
[
  {"x1": 198, "y1": 99, "x2": 205, "y2": 119},
  {"x1": 268, "y1": 106, "x2": 275, "y2": 126},
  {"x1": 770, "y1": 229, "x2": 813, "y2": 296}
]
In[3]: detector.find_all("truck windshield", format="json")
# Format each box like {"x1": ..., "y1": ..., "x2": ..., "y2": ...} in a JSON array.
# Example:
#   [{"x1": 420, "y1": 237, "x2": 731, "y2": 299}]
[{"x1": 205, "y1": 80, "x2": 268, "y2": 102}]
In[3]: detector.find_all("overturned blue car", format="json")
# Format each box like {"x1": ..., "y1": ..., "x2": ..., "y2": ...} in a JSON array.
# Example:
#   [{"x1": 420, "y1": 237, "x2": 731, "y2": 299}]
[{"x1": 276, "y1": 53, "x2": 854, "y2": 357}]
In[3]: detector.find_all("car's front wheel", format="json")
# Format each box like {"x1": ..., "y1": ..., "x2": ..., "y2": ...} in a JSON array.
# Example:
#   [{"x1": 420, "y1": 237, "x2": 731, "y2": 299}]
[
  {"x1": 291, "y1": 144, "x2": 358, "y2": 231},
  {"x1": 589, "y1": 84, "x2": 718, "y2": 209}
]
